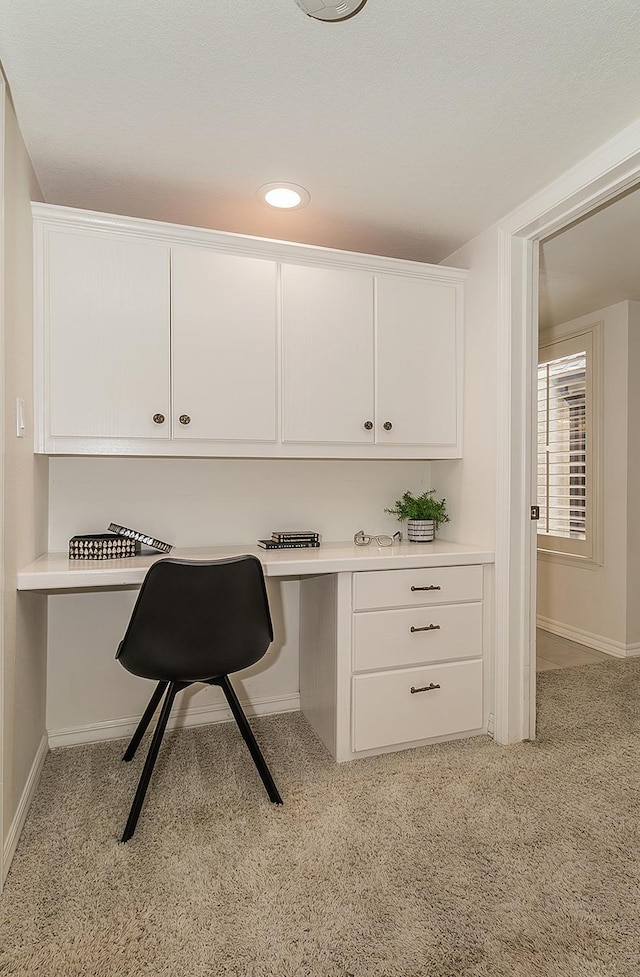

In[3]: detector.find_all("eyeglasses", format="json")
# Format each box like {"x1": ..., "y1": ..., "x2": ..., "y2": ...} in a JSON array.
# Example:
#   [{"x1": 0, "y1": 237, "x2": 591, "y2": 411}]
[{"x1": 354, "y1": 530, "x2": 402, "y2": 547}]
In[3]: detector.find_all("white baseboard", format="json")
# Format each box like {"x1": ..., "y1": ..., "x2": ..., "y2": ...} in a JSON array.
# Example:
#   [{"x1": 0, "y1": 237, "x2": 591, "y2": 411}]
[
  {"x1": 536, "y1": 616, "x2": 636, "y2": 658},
  {"x1": 2, "y1": 734, "x2": 48, "y2": 888},
  {"x1": 48, "y1": 692, "x2": 301, "y2": 749}
]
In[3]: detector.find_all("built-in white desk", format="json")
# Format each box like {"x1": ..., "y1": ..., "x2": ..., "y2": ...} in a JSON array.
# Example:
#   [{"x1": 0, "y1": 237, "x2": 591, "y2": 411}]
[
  {"x1": 17, "y1": 540, "x2": 493, "y2": 592},
  {"x1": 18, "y1": 541, "x2": 494, "y2": 762}
]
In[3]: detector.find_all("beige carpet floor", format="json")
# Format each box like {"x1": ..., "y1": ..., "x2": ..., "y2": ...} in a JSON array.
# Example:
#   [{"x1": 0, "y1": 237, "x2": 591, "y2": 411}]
[{"x1": 1, "y1": 660, "x2": 640, "y2": 977}]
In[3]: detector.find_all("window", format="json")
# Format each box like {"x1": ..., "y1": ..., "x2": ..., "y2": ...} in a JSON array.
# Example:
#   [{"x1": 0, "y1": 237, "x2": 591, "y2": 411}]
[{"x1": 537, "y1": 324, "x2": 601, "y2": 564}]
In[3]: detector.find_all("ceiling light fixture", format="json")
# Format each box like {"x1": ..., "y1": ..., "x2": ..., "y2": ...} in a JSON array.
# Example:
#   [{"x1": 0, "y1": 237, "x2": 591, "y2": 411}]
[
  {"x1": 257, "y1": 183, "x2": 310, "y2": 210},
  {"x1": 294, "y1": 0, "x2": 369, "y2": 23}
]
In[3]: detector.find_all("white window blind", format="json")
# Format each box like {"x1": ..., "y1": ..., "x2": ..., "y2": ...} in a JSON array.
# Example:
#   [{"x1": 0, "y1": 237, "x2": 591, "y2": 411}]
[
  {"x1": 537, "y1": 350, "x2": 586, "y2": 539},
  {"x1": 537, "y1": 326, "x2": 598, "y2": 562}
]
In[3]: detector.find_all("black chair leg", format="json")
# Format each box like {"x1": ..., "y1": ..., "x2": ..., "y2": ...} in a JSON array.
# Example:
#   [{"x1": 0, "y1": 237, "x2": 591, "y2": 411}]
[
  {"x1": 122, "y1": 681, "x2": 169, "y2": 762},
  {"x1": 216, "y1": 675, "x2": 283, "y2": 806},
  {"x1": 121, "y1": 681, "x2": 185, "y2": 843}
]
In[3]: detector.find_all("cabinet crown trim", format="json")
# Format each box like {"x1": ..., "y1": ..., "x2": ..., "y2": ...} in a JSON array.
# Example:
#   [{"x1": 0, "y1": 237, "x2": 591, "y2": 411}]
[{"x1": 31, "y1": 203, "x2": 468, "y2": 283}]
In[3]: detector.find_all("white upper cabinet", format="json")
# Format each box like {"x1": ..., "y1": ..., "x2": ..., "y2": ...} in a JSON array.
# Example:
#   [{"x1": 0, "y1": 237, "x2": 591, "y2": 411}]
[
  {"x1": 33, "y1": 205, "x2": 466, "y2": 459},
  {"x1": 44, "y1": 228, "x2": 170, "y2": 440},
  {"x1": 172, "y1": 247, "x2": 277, "y2": 442},
  {"x1": 375, "y1": 274, "x2": 458, "y2": 448},
  {"x1": 282, "y1": 264, "x2": 374, "y2": 444},
  {"x1": 282, "y1": 267, "x2": 460, "y2": 451}
]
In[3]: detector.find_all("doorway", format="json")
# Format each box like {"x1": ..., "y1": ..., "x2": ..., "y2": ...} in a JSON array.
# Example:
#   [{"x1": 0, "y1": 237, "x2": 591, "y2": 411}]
[
  {"x1": 535, "y1": 187, "x2": 640, "y2": 675},
  {"x1": 493, "y1": 123, "x2": 640, "y2": 745}
]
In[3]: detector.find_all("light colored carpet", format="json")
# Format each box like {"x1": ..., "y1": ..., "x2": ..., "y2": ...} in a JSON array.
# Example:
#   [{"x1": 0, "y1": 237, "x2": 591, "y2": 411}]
[{"x1": 2, "y1": 660, "x2": 640, "y2": 976}]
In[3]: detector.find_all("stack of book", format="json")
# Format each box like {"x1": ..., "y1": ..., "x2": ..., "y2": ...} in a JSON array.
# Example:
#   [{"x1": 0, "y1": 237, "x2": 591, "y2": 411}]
[{"x1": 257, "y1": 531, "x2": 321, "y2": 550}]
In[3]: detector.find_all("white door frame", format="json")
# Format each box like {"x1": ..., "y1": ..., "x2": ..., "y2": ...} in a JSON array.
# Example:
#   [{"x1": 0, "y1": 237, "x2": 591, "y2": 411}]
[
  {"x1": 494, "y1": 118, "x2": 640, "y2": 744},
  {"x1": 0, "y1": 76, "x2": 6, "y2": 887}
]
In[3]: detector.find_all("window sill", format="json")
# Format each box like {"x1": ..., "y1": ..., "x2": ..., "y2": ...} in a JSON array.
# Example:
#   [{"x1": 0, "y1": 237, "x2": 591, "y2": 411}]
[{"x1": 537, "y1": 548, "x2": 602, "y2": 571}]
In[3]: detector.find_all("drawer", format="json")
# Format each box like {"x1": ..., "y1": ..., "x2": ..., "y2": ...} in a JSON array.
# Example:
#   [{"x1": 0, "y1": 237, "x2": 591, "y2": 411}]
[
  {"x1": 353, "y1": 601, "x2": 482, "y2": 672},
  {"x1": 353, "y1": 564, "x2": 482, "y2": 611},
  {"x1": 352, "y1": 659, "x2": 483, "y2": 753}
]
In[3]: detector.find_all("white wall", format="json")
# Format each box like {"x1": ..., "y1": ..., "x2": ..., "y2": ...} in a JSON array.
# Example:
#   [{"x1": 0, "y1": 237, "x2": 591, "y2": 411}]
[
  {"x1": 626, "y1": 302, "x2": 640, "y2": 647},
  {"x1": 2, "y1": 82, "x2": 47, "y2": 876},
  {"x1": 434, "y1": 229, "x2": 499, "y2": 550},
  {"x1": 537, "y1": 302, "x2": 638, "y2": 655},
  {"x1": 46, "y1": 456, "x2": 434, "y2": 744}
]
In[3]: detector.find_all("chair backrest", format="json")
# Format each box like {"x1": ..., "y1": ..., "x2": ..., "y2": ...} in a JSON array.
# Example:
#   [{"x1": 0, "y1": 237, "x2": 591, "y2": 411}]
[{"x1": 116, "y1": 556, "x2": 273, "y2": 683}]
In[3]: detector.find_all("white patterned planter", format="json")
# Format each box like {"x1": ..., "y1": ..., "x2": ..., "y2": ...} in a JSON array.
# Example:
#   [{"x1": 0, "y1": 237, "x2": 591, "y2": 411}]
[{"x1": 406, "y1": 519, "x2": 436, "y2": 542}]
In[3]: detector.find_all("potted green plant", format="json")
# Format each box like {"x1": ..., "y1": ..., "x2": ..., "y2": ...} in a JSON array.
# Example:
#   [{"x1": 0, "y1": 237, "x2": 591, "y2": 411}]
[{"x1": 385, "y1": 489, "x2": 449, "y2": 542}]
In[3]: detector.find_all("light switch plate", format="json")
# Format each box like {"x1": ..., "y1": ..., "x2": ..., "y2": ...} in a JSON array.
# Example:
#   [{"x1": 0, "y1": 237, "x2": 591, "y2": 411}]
[{"x1": 16, "y1": 397, "x2": 25, "y2": 438}]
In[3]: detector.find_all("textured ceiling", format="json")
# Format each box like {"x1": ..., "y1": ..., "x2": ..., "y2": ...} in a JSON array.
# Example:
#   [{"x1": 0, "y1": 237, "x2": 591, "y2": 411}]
[{"x1": 2, "y1": 0, "x2": 640, "y2": 262}]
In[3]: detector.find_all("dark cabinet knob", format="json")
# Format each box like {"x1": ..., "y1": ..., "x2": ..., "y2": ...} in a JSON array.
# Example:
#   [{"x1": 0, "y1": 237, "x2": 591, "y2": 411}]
[
  {"x1": 179, "y1": 414, "x2": 191, "y2": 425},
  {"x1": 383, "y1": 421, "x2": 393, "y2": 431},
  {"x1": 363, "y1": 420, "x2": 373, "y2": 431},
  {"x1": 153, "y1": 413, "x2": 165, "y2": 424}
]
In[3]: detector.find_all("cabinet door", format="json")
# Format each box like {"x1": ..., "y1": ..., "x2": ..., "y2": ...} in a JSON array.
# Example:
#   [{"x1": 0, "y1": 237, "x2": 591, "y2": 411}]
[
  {"x1": 172, "y1": 248, "x2": 277, "y2": 441},
  {"x1": 282, "y1": 264, "x2": 374, "y2": 443},
  {"x1": 376, "y1": 275, "x2": 459, "y2": 449},
  {"x1": 47, "y1": 230, "x2": 170, "y2": 439}
]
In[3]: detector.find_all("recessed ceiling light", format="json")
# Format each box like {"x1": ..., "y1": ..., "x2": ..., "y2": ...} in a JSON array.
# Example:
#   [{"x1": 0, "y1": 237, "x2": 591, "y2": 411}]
[
  {"x1": 294, "y1": 0, "x2": 369, "y2": 21},
  {"x1": 257, "y1": 183, "x2": 310, "y2": 210}
]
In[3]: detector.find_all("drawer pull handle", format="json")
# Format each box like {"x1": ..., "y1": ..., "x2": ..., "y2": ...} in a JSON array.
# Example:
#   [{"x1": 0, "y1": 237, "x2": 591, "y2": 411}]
[
  {"x1": 410, "y1": 624, "x2": 441, "y2": 633},
  {"x1": 411, "y1": 585, "x2": 441, "y2": 592},
  {"x1": 410, "y1": 683, "x2": 441, "y2": 694}
]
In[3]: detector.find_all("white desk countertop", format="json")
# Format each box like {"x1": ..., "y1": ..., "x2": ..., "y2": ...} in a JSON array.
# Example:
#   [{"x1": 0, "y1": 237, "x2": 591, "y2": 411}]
[{"x1": 17, "y1": 540, "x2": 495, "y2": 593}]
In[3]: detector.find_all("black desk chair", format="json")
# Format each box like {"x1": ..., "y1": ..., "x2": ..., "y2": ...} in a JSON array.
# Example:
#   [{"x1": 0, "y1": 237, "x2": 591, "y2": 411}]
[{"x1": 116, "y1": 555, "x2": 282, "y2": 842}]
